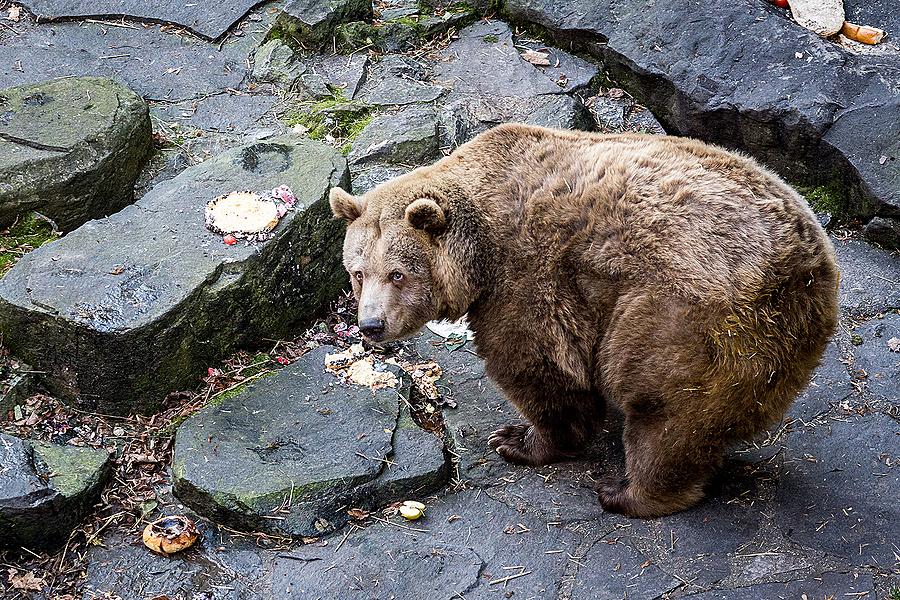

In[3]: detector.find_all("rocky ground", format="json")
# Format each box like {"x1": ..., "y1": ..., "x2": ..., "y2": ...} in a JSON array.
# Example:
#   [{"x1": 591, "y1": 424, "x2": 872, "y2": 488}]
[{"x1": 0, "y1": 0, "x2": 897, "y2": 598}]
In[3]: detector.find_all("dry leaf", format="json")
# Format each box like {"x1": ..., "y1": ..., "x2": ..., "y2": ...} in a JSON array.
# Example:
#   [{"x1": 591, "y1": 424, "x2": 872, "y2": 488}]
[
  {"x1": 607, "y1": 87, "x2": 626, "y2": 98},
  {"x1": 8, "y1": 569, "x2": 44, "y2": 592},
  {"x1": 347, "y1": 508, "x2": 370, "y2": 520},
  {"x1": 521, "y1": 49, "x2": 550, "y2": 66},
  {"x1": 6, "y1": 5, "x2": 21, "y2": 21}
]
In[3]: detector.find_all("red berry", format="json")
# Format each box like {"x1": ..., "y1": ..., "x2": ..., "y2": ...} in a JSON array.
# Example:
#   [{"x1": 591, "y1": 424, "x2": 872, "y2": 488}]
[
  {"x1": 276, "y1": 356, "x2": 290, "y2": 365},
  {"x1": 223, "y1": 234, "x2": 237, "y2": 246},
  {"x1": 773, "y1": 0, "x2": 788, "y2": 8}
]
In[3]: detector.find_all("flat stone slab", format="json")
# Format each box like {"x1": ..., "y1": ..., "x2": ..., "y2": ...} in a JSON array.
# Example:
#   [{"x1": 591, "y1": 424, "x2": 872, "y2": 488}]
[
  {"x1": 685, "y1": 571, "x2": 875, "y2": 599},
  {"x1": 0, "y1": 21, "x2": 246, "y2": 102},
  {"x1": 356, "y1": 55, "x2": 445, "y2": 106},
  {"x1": 789, "y1": 336, "x2": 853, "y2": 421},
  {"x1": 0, "y1": 135, "x2": 349, "y2": 414},
  {"x1": 0, "y1": 76, "x2": 150, "y2": 232},
  {"x1": 274, "y1": 0, "x2": 373, "y2": 46},
  {"x1": 773, "y1": 413, "x2": 900, "y2": 567},
  {"x1": 501, "y1": 0, "x2": 900, "y2": 229},
  {"x1": 852, "y1": 313, "x2": 900, "y2": 403},
  {"x1": 173, "y1": 346, "x2": 448, "y2": 537},
  {"x1": 18, "y1": 0, "x2": 260, "y2": 39},
  {"x1": 833, "y1": 236, "x2": 900, "y2": 317},
  {"x1": 349, "y1": 105, "x2": 439, "y2": 165},
  {"x1": 0, "y1": 432, "x2": 111, "y2": 550}
]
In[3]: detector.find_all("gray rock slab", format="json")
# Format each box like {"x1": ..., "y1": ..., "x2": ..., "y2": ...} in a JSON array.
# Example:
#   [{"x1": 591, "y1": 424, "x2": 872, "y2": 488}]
[
  {"x1": 18, "y1": 0, "x2": 260, "y2": 39},
  {"x1": 173, "y1": 347, "x2": 449, "y2": 537},
  {"x1": 84, "y1": 531, "x2": 267, "y2": 599},
  {"x1": 789, "y1": 336, "x2": 854, "y2": 422},
  {"x1": 0, "y1": 135, "x2": 349, "y2": 414},
  {"x1": 0, "y1": 76, "x2": 151, "y2": 232},
  {"x1": 832, "y1": 236, "x2": 900, "y2": 317},
  {"x1": 515, "y1": 39, "x2": 599, "y2": 93},
  {"x1": 0, "y1": 433, "x2": 111, "y2": 550},
  {"x1": 356, "y1": 55, "x2": 444, "y2": 106},
  {"x1": 440, "y1": 94, "x2": 592, "y2": 148},
  {"x1": 683, "y1": 571, "x2": 875, "y2": 599},
  {"x1": 349, "y1": 163, "x2": 411, "y2": 195},
  {"x1": 275, "y1": 0, "x2": 373, "y2": 46},
  {"x1": 501, "y1": 0, "x2": 900, "y2": 222},
  {"x1": 296, "y1": 53, "x2": 369, "y2": 99},
  {"x1": 0, "y1": 21, "x2": 246, "y2": 102},
  {"x1": 151, "y1": 92, "x2": 278, "y2": 133},
  {"x1": 0, "y1": 360, "x2": 36, "y2": 416},
  {"x1": 773, "y1": 413, "x2": 900, "y2": 567},
  {"x1": 571, "y1": 535, "x2": 680, "y2": 599},
  {"x1": 433, "y1": 20, "x2": 563, "y2": 101},
  {"x1": 350, "y1": 105, "x2": 439, "y2": 165},
  {"x1": 251, "y1": 39, "x2": 305, "y2": 86},
  {"x1": 852, "y1": 313, "x2": 900, "y2": 403},
  {"x1": 272, "y1": 489, "x2": 578, "y2": 599}
]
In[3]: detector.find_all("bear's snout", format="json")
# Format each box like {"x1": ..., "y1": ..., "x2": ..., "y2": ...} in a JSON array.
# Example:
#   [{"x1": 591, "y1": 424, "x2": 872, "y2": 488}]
[{"x1": 358, "y1": 317, "x2": 386, "y2": 340}]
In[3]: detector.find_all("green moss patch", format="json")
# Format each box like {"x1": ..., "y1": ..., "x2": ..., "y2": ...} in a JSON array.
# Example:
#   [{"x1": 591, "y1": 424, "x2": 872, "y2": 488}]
[
  {"x1": 284, "y1": 92, "x2": 375, "y2": 155},
  {"x1": 0, "y1": 213, "x2": 59, "y2": 277},
  {"x1": 796, "y1": 181, "x2": 845, "y2": 217}
]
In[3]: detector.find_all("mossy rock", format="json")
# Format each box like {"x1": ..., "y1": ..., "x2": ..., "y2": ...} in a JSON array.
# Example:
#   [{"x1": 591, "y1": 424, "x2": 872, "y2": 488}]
[
  {"x1": 0, "y1": 77, "x2": 151, "y2": 232},
  {"x1": 271, "y1": 0, "x2": 373, "y2": 48}
]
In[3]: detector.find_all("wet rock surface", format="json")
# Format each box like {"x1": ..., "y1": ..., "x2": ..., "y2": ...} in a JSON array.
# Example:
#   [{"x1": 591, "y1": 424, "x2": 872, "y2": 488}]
[
  {"x1": 0, "y1": 135, "x2": 349, "y2": 414},
  {"x1": 172, "y1": 346, "x2": 449, "y2": 537},
  {"x1": 0, "y1": 76, "x2": 151, "y2": 231},
  {"x1": 0, "y1": 432, "x2": 111, "y2": 550}
]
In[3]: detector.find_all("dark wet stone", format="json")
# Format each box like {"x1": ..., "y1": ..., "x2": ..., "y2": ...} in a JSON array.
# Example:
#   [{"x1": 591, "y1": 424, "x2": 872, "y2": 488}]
[
  {"x1": 275, "y1": 0, "x2": 373, "y2": 47},
  {"x1": 349, "y1": 163, "x2": 411, "y2": 195},
  {"x1": 84, "y1": 531, "x2": 266, "y2": 599},
  {"x1": 19, "y1": 0, "x2": 260, "y2": 39},
  {"x1": 589, "y1": 96, "x2": 628, "y2": 132},
  {"x1": 514, "y1": 39, "x2": 599, "y2": 93},
  {"x1": 832, "y1": 236, "x2": 900, "y2": 317},
  {"x1": 252, "y1": 39, "x2": 305, "y2": 86},
  {"x1": 0, "y1": 77, "x2": 150, "y2": 232},
  {"x1": 0, "y1": 21, "x2": 246, "y2": 102},
  {"x1": 571, "y1": 536, "x2": 679, "y2": 599},
  {"x1": 773, "y1": 414, "x2": 900, "y2": 567},
  {"x1": 626, "y1": 105, "x2": 666, "y2": 135},
  {"x1": 0, "y1": 360, "x2": 36, "y2": 416},
  {"x1": 272, "y1": 489, "x2": 577, "y2": 599},
  {"x1": 356, "y1": 55, "x2": 444, "y2": 106},
  {"x1": 852, "y1": 313, "x2": 900, "y2": 403},
  {"x1": 350, "y1": 105, "x2": 439, "y2": 166},
  {"x1": 0, "y1": 432, "x2": 111, "y2": 550},
  {"x1": 0, "y1": 135, "x2": 348, "y2": 414},
  {"x1": 789, "y1": 336, "x2": 853, "y2": 422},
  {"x1": 500, "y1": 0, "x2": 900, "y2": 223},
  {"x1": 173, "y1": 347, "x2": 449, "y2": 537},
  {"x1": 684, "y1": 571, "x2": 875, "y2": 599},
  {"x1": 864, "y1": 216, "x2": 900, "y2": 250}
]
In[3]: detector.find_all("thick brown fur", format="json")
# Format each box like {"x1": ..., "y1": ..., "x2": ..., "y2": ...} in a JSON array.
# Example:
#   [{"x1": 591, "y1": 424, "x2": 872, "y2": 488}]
[{"x1": 330, "y1": 124, "x2": 840, "y2": 518}]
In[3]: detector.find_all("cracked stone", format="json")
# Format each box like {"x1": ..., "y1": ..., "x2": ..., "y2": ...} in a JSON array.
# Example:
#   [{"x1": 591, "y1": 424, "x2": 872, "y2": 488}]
[
  {"x1": 274, "y1": 0, "x2": 373, "y2": 47},
  {"x1": 851, "y1": 313, "x2": 900, "y2": 403},
  {"x1": 0, "y1": 360, "x2": 36, "y2": 416},
  {"x1": 252, "y1": 39, "x2": 305, "y2": 86},
  {"x1": 789, "y1": 336, "x2": 853, "y2": 422},
  {"x1": 832, "y1": 236, "x2": 900, "y2": 317},
  {"x1": 0, "y1": 21, "x2": 246, "y2": 102},
  {"x1": 152, "y1": 93, "x2": 278, "y2": 133},
  {"x1": 172, "y1": 347, "x2": 449, "y2": 537},
  {"x1": 0, "y1": 135, "x2": 348, "y2": 414},
  {"x1": 297, "y1": 53, "x2": 369, "y2": 100},
  {"x1": 684, "y1": 571, "x2": 875, "y2": 599},
  {"x1": 0, "y1": 432, "x2": 112, "y2": 550},
  {"x1": 773, "y1": 413, "x2": 900, "y2": 567},
  {"x1": 349, "y1": 105, "x2": 439, "y2": 166},
  {"x1": 18, "y1": 0, "x2": 261, "y2": 39},
  {"x1": 514, "y1": 39, "x2": 599, "y2": 93},
  {"x1": 571, "y1": 535, "x2": 680, "y2": 599},
  {"x1": 0, "y1": 76, "x2": 151, "y2": 232},
  {"x1": 356, "y1": 55, "x2": 444, "y2": 106}
]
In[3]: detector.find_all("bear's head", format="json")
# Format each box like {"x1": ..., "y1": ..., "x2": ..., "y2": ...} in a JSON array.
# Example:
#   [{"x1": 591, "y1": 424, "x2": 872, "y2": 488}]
[{"x1": 329, "y1": 183, "x2": 450, "y2": 343}]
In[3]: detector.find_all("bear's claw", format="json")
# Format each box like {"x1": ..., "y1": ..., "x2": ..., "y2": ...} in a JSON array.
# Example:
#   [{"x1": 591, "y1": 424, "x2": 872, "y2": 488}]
[{"x1": 488, "y1": 423, "x2": 575, "y2": 466}]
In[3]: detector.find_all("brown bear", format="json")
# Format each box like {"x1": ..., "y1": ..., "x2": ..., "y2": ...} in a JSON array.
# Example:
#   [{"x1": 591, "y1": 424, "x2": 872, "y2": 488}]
[{"x1": 329, "y1": 123, "x2": 839, "y2": 518}]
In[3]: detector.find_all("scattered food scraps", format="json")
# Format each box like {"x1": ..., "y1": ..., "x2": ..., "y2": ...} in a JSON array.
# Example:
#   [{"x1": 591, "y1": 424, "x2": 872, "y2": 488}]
[
  {"x1": 6, "y1": 5, "x2": 21, "y2": 21},
  {"x1": 788, "y1": 0, "x2": 844, "y2": 37},
  {"x1": 142, "y1": 515, "x2": 199, "y2": 556},
  {"x1": 521, "y1": 49, "x2": 551, "y2": 66},
  {"x1": 887, "y1": 337, "x2": 900, "y2": 352},
  {"x1": 410, "y1": 362, "x2": 443, "y2": 401},
  {"x1": 399, "y1": 500, "x2": 426, "y2": 520},
  {"x1": 840, "y1": 21, "x2": 885, "y2": 45},
  {"x1": 325, "y1": 344, "x2": 399, "y2": 389}
]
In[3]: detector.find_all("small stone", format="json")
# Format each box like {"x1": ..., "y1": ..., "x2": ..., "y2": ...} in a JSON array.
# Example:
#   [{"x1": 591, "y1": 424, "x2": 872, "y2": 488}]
[
  {"x1": 863, "y1": 216, "x2": 900, "y2": 250},
  {"x1": 399, "y1": 505, "x2": 423, "y2": 520}
]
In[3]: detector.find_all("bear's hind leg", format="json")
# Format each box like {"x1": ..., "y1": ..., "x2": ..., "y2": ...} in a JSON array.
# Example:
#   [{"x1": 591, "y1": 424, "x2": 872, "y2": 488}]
[
  {"x1": 488, "y1": 387, "x2": 605, "y2": 466},
  {"x1": 597, "y1": 413, "x2": 724, "y2": 518}
]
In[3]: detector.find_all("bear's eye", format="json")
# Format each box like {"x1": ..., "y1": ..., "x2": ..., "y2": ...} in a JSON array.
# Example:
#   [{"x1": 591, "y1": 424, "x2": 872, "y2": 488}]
[
  {"x1": 353, "y1": 271, "x2": 363, "y2": 282},
  {"x1": 390, "y1": 271, "x2": 404, "y2": 283}
]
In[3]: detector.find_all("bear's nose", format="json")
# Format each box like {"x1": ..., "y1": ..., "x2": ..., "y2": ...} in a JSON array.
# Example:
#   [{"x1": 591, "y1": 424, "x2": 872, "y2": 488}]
[{"x1": 359, "y1": 318, "x2": 386, "y2": 338}]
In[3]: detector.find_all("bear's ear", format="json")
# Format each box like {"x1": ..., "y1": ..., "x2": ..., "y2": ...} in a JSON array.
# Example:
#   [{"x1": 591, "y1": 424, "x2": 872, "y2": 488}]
[
  {"x1": 405, "y1": 198, "x2": 446, "y2": 234},
  {"x1": 330, "y1": 187, "x2": 365, "y2": 223}
]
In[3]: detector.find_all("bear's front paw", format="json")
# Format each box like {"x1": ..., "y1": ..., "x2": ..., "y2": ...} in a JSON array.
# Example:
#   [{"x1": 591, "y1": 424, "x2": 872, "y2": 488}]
[{"x1": 488, "y1": 423, "x2": 570, "y2": 466}]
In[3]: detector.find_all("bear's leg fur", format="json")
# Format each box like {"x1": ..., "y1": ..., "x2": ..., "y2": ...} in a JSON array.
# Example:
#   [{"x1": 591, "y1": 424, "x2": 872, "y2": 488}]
[
  {"x1": 488, "y1": 386, "x2": 605, "y2": 466},
  {"x1": 597, "y1": 411, "x2": 725, "y2": 517}
]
